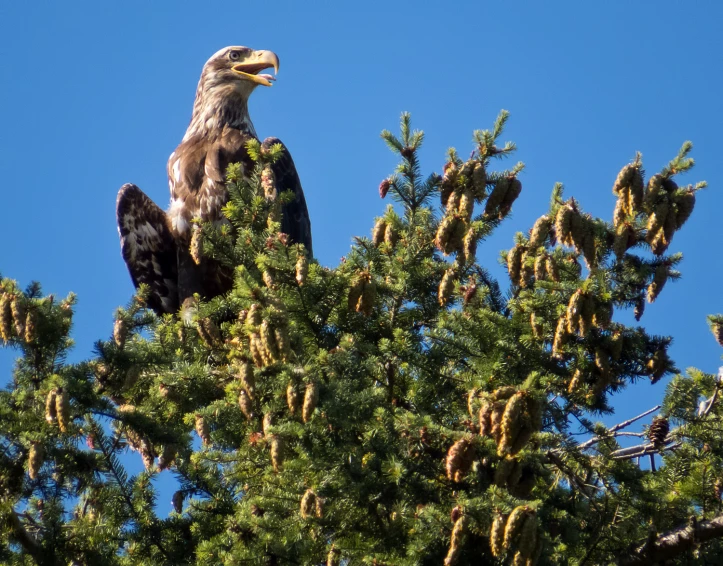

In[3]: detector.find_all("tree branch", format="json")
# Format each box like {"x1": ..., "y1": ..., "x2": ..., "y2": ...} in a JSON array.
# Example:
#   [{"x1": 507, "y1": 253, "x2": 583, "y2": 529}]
[{"x1": 619, "y1": 513, "x2": 723, "y2": 565}]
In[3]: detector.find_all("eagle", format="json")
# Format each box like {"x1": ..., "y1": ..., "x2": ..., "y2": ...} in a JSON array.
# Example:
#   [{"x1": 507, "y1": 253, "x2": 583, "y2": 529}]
[{"x1": 116, "y1": 46, "x2": 312, "y2": 314}]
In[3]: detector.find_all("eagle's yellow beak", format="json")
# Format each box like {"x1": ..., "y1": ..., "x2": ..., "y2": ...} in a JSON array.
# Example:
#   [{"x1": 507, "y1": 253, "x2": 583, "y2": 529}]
[{"x1": 232, "y1": 50, "x2": 279, "y2": 87}]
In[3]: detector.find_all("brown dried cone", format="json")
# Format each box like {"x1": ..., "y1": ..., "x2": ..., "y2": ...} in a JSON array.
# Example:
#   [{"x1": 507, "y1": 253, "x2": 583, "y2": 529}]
[
  {"x1": 287, "y1": 382, "x2": 301, "y2": 415},
  {"x1": 612, "y1": 163, "x2": 636, "y2": 196},
  {"x1": 237, "y1": 361, "x2": 255, "y2": 399},
  {"x1": 357, "y1": 276, "x2": 377, "y2": 316},
  {"x1": 10, "y1": 295, "x2": 24, "y2": 337},
  {"x1": 315, "y1": 496, "x2": 325, "y2": 518},
  {"x1": 326, "y1": 546, "x2": 341, "y2": 566},
  {"x1": 613, "y1": 223, "x2": 637, "y2": 258},
  {"x1": 545, "y1": 256, "x2": 560, "y2": 282},
  {"x1": 24, "y1": 309, "x2": 37, "y2": 343},
  {"x1": 295, "y1": 255, "x2": 308, "y2": 285},
  {"x1": 551, "y1": 316, "x2": 568, "y2": 359},
  {"x1": 379, "y1": 178, "x2": 391, "y2": 199},
  {"x1": 458, "y1": 188, "x2": 475, "y2": 222},
  {"x1": 55, "y1": 387, "x2": 71, "y2": 432},
  {"x1": 463, "y1": 281, "x2": 477, "y2": 306},
  {"x1": 113, "y1": 318, "x2": 128, "y2": 349},
  {"x1": 514, "y1": 512, "x2": 539, "y2": 564},
  {"x1": 648, "y1": 416, "x2": 670, "y2": 449},
  {"x1": 507, "y1": 245, "x2": 525, "y2": 284},
  {"x1": 446, "y1": 189, "x2": 461, "y2": 214},
  {"x1": 594, "y1": 347, "x2": 611, "y2": 380},
  {"x1": 158, "y1": 445, "x2": 177, "y2": 470},
  {"x1": 438, "y1": 269, "x2": 455, "y2": 306},
  {"x1": 172, "y1": 490, "x2": 184, "y2": 513},
  {"x1": 580, "y1": 224, "x2": 597, "y2": 269},
  {"x1": 484, "y1": 177, "x2": 510, "y2": 216},
  {"x1": 443, "y1": 515, "x2": 469, "y2": 566},
  {"x1": 261, "y1": 164, "x2": 277, "y2": 200},
  {"x1": 300, "y1": 489, "x2": 316, "y2": 519},
  {"x1": 450, "y1": 506, "x2": 462, "y2": 524},
  {"x1": 435, "y1": 214, "x2": 466, "y2": 255},
  {"x1": 472, "y1": 162, "x2": 487, "y2": 201},
  {"x1": 274, "y1": 325, "x2": 291, "y2": 362},
  {"x1": 504, "y1": 506, "x2": 532, "y2": 553},
  {"x1": 195, "y1": 414, "x2": 210, "y2": 446},
  {"x1": 613, "y1": 195, "x2": 629, "y2": 227},
  {"x1": 262, "y1": 413, "x2": 274, "y2": 439},
  {"x1": 565, "y1": 290, "x2": 584, "y2": 336},
  {"x1": 260, "y1": 319, "x2": 280, "y2": 362},
  {"x1": 462, "y1": 228, "x2": 477, "y2": 264},
  {"x1": 197, "y1": 317, "x2": 221, "y2": 349},
  {"x1": 446, "y1": 437, "x2": 475, "y2": 482},
  {"x1": 533, "y1": 254, "x2": 547, "y2": 282},
  {"x1": 302, "y1": 381, "x2": 319, "y2": 423},
  {"x1": 519, "y1": 253, "x2": 534, "y2": 288},
  {"x1": 528, "y1": 215, "x2": 552, "y2": 248},
  {"x1": 489, "y1": 400, "x2": 508, "y2": 442},
  {"x1": 490, "y1": 513, "x2": 508, "y2": 558},
  {"x1": 592, "y1": 301, "x2": 613, "y2": 329},
  {"x1": 140, "y1": 440, "x2": 156, "y2": 470},
  {"x1": 710, "y1": 319, "x2": 723, "y2": 347},
  {"x1": 498, "y1": 177, "x2": 522, "y2": 218},
  {"x1": 246, "y1": 303, "x2": 263, "y2": 328},
  {"x1": 383, "y1": 222, "x2": 399, "y2": 246},
  {"x1": 262, "y1": 269, "x2": 276, "y2": 289},
  {"x1": 478, "y1": 401, "x2": 493, "y2": 437},
  {"x1": 634, "y1": 296, "x2": 645, "y2": 321},
  {"x1": 371, "y1": 218, "x2": 387, "y2": 246},
  {"x1": 645, "y1": 201, "x2": 670, "y2": 255},
  {"x1": 238, "y1": 389, "x2": 254, "y2": 420},
  {"x1": 675, "y1": 189, "x2": 696, "y2": 228},
  {"x1": 270, "y1": 434, "x2": 283, "y2": 472},
  {"x1": 441, "y1": 161, "x2": 459, "y2": 205},
  {"x1": 530, "y1": 312, "x2": 543, "y2": 339},
  {"x1": 190, "y1": 228, "x2": 203, "y2": 265},
  {"x1": 45, "y1": 389, "x2": 57, "y2": 423},
  {"x1": 28, "y1": 442, "x2": 44, "y2": 480},
  {"x1": 249, "y1": 333, "x2": 265, "y2": 367},
  {"x1": 0, "y1": 293, "x2": 13, "y2": 342},
  {"x1": 647, "y1": 348, "x2": 669, "y2": 384},
  {"x1": 567, "y1": 369, "x2": 583, "y2": 394},
  {"x1": 554, "y1": 203, "x2": 574, "y2": 246},
  {"x1": 647, "y1": 263, "x2": 668, "y2": 303},
  {"x1": 498, "y1": 392, "x2": 529, "y2": 456}
]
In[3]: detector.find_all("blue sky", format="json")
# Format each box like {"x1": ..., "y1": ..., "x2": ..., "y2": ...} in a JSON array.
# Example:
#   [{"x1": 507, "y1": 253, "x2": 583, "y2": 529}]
[{"x1": 1, "y1": 1, "x2": 722, "y2": 508}]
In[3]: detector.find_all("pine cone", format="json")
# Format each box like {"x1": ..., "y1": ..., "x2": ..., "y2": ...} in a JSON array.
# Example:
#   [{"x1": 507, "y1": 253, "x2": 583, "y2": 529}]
[
  {"x1": 533, "y1": 254, "x2": 547, "y2": 282},
  {"x1": 0, "y1": 293, "x2": 13, "y2": 342},
  {"x1": 371, "y1": 219, "x2": 387, "y2": 246},
  {"x1": 295, "y1": 256, "x2": 308, "y2": 285},
  {"x1": 555, "y1": 204, "x2": 574, "y2": 246},
  {"x1": 490, "y1": 513, "x2": 507, "y2": 557},
  {"x1": 114, "y1": 318, "x2": 128, "y2": 349},
  {"x1": 484, "y1": 177, "x2": 510, "y2": 217},
  {"x1": 528, "y1": 215, "x2": 552, "y2": 248},
  {"x1": 504, "y1": 506, "x2": 531, "y2": 553},
  {"x1": 552, "y1": 315, "x2": 569, "y2": 358},
  {"x1": 45, "y1": 390, "x2": 57, "y2": 423},
  {"x1": 197, "y1": 317, "x2": 221, "y2": 349},
  {"x1": 10, "y1": 296, "x2": 24, "y2": 338},
  {"x1": 507, "y1": 245, "x2": 525, "y2": 284},
  {"x1": 648, "y1": 416, "x2": 669, "y2": 449},
  {"x1": 443, "y1": 515, "x2": 469, "y2": 566},
  {"x1": 446, "y1": 437, "x2": 474, "y2": 482},
  {"x1": 300, "y1": 489, "x2": 316, "y2": 519},
  {"x1": 55, "y1": 387, "x2": 71, "y2": 433},
  {"x1": 195, "y1": 414, "x2": 210, "y2": 446},
  {"x1": 472, "y1": 163, "x2": 487, "y2": 201},
  {"x1": 28, "y1": 442, "x2": 44, "y2": 480},
  {"x1": 326, "y1": 546, "x2": 341, "y2": 566},
  {"x1": 238, "y1": 390, "x2": 254, "y2": 420},
  {"x1": 675, "y1": 189, "x2": 696, "y2": 229},
  {"x1": 287, "y1": 382, "x2": 301, "y2": 416},
  {"x1": 270, "y1": 435, "x2": 283, "y2": 472},
  {"x1": 190, "y1": 228, "x2": 203, "y2": 265},
  {"x1": 647, "y1": 263, "x2": 668, "y2": 303},
  {"x1": 438, "y1": 269, "x2": 455, "y2": 306},
  {"x1": 515, "y1": 512, "x2": 539, "y2": 563},
  {"x1": 24, "y1": 309, "x2": 37, "y2": 343},
  {"x1": 302, "y1": 381, "x2": 319, "y2": 423},
  {"x1": 172, "y1": 490, "x2": 184, "y2": 513},
  {"x1": 379, "y1": 178, "x2": 391, "y2": 199}
]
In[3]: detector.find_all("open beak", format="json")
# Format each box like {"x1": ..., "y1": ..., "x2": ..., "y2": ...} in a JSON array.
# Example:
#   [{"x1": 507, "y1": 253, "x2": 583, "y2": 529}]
[{"x1": 232, "y1": 50, "x2": 279, "y2": 87}]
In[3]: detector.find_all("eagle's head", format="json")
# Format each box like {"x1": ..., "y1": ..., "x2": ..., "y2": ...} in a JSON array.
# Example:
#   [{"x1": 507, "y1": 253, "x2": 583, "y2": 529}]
[
  {"x1": 197, "y1": 46, "x2": 279, "y2": 102},
  {"x1": 187, "y1": 46, "x2": 280, "y2": 136}
]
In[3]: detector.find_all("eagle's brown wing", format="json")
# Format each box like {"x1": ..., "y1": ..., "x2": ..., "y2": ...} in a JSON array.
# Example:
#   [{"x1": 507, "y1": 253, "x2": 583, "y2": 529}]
[
  {"x1": 116, "y1": 183, "x2": 179, "y2": 314},
  {"x1": 263, "y1": 137, "x2": 313, "y2": 256}
]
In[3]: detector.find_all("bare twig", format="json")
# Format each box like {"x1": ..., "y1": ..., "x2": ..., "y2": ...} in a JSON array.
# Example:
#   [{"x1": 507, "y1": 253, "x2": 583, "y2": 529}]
[
  {"x1": 577, "y1": 406, "x2": 661, "y2": 451},
  {"x1": 618, "y1": 512, "x2": 723, "y2": 565}
]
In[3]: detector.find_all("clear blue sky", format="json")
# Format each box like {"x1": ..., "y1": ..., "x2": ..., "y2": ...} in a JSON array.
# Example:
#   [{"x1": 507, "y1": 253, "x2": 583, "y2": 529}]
[{"x1": 1, "y1": 0, "x2": 721, "y2": 507}]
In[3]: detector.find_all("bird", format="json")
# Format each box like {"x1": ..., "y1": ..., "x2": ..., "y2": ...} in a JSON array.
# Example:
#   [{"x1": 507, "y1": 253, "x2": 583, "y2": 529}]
[{"x1": 116, "y1": 46, "x2": 312, "y2": 315}]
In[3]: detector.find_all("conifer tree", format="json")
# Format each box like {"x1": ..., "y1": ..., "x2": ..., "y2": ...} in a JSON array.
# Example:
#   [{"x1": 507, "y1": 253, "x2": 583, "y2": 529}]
[{"x1": 1, "y1": 112, "x2": 721, "y2": 565}]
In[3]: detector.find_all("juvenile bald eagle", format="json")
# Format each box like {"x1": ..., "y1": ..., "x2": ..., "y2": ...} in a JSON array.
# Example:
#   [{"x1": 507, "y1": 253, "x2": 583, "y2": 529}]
[{"x1": 117, "y1": 46, "x2": 312, "y2": 314}]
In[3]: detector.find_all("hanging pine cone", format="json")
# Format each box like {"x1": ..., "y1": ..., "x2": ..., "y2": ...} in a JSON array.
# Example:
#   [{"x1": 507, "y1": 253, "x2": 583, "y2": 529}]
[
  {"x1": 503, "y1": 506, "x2": 532, "y2": 553},
  {"x1": 379, "y1": 178, "x2": 391, "y2": 199},
  {"x1": 445, "y1": 437, "x2": 474, "y2": 482},
  {"x1": 190, "y1": 228, "x2": 203, "y2": 265},
  {"x1": 302, "y1": 381, "x2": 319, "y2": 423},
  {"x1": 197, "y1": 317, "x2": 221, "y2": 349},
  {"x1": 237, "y1": 361, "x2": 255, "y2": 399},
  {"x1": 158, "y1": 445, "x2": 177, "y2": 471},
  {"x1": 195, "y1": 414, "x2": 210, "y2": 446},
  {"x1": 114, "y1": 318, "x2": 128, "y2": 349},
  {"x1": 507, "y1": 245, "x2": 525, "y2": 284},
  {"x1": 28, "y1": 442, "x2": 44, "y2": 480},
  {"x1": 552, "y1": 316, "x2": 569, "y2": 358},
  {"x1": 371, "y1": 219, "x2": 387, "y2": 246},
  {"x1": 634, "y1": 296, "x2": 645, "y2": 321},
  {"x1": 55, "y1": 387, "x2": 71, "y2": 433},
  {"x1": 287, "y1": 382, "x2": 301, "y2": 416},
  {"x1": 172, "y1": 490, "x2": 184, "y2": 513},
  {"x1": 443, "y1": 515, "x2": 469, "y2": 566},
  {"x1": 438, "y1": 269, "x2": 455, "y2": 306},
  {"x1": 463, "y1": 281, "x2": 477, "y2": 306},
  {"x1": 295, "y1": 255, "x2": 308, "y2": 285},
  {"x1": 490, "y1": 513, "x2": 508, "y2": 557},
  {"x1": 0, "y1": 293, "x2": 13, "y2": 342},
  {"x1": 238, "y1": 390, "x2": 254, "y2": 420},
  {"x1": 450, "y1": 506, "x2": 462, "y2": 523},
  {"x1": 270, "y1": 435, "x2": 283, "y2": 472},
  {"x1": 45, "y1": 389, "x2": 57, "y2": 423},
  {"x1": 10, "y1": 296, "x2": 24, "y2": 338},
  {"x1": 648, "y1": 416, "x2": 670, "y2": 449},
  {"x1": 472, "y1": 163, "x2": 487, "y2": 201},
  {"x1": 514, "y1": 512, "x2": 539, "y2": 564},
  {"x1": 24, "y1": 309, "x2": 37, "y2": 343},
  {"x1": 261, "y1": 164, "x2": 277, "y2": 200},
  {"x1": 674, "y1": 189, "x2": 696, "y2": 229},
  {"x1": 710, "y1": 318, "x2": 723, "y2": 347},
  {"x1": 528, "y1": 215, "x2": 552, "y2": 248},
  {"x1": 554, "y1": 203, "x2": 574, "y2": 246},
  {"x1": 462, "y1": 227, "x2": 477, "y2": 263},
  {"x1": 647, "y1": 263, "x2": 668, "y2": 303},
  {"x1": 300, "y1": 489, "x2": 316, "y2": 519}
]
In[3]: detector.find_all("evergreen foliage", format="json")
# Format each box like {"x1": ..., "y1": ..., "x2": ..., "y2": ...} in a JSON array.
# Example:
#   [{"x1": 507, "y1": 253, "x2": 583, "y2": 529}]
[{"x1": 0, "y1": 112, "x2": 720, "y2": 565}]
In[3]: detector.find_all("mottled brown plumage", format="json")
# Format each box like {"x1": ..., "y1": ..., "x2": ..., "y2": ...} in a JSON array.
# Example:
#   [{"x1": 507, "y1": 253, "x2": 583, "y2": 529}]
[{"x1": 117, "y1": 46, "x2": 312, "y2": 314}]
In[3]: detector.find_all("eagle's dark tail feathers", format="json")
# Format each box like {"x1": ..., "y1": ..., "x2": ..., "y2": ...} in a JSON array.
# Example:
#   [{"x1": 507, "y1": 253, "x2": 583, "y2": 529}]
[{"x1": 116, "y1": 183, "x2": 179, "y2": 315}]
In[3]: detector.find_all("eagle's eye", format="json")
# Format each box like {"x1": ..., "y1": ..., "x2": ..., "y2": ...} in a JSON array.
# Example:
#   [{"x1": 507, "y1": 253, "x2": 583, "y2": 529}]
[{"x1": 228, "y1": 50, "x2": 242, "y2": 61}]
